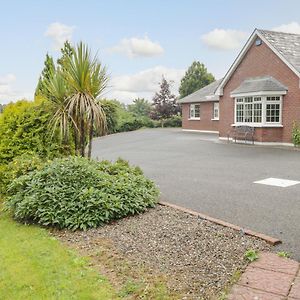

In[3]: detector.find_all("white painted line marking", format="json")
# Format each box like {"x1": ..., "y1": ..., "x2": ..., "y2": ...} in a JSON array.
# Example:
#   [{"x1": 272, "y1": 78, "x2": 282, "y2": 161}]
[{"x1": 254, "y1": 177, "x2": 300, "y2": 187}]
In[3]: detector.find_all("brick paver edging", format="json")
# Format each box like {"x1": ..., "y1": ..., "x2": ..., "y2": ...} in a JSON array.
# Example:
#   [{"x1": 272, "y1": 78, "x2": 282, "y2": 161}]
[
  {"x1": 159, "y1": 201, "x2": 281, "y2": 246},
  {"x1": 228, "y1": 252, "x2": 300, "y2": 299}
]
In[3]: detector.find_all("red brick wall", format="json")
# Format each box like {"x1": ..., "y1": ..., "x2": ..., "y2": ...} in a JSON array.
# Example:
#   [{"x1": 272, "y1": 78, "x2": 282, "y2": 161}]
[
  {"x1": 182, "y1": 102, "x2": 219, "y2": 131},
  {"x1": 220, "y1": 39, "x2": 300, "y2": 143}
]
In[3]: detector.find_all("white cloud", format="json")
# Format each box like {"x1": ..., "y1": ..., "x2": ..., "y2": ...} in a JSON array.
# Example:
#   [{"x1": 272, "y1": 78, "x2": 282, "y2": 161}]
[
  {"x1": 108, "y1": 66, "x2": 185, "y2": 104},
  {"x1": 0, "y1": 74, "x2": 32, "y2": 104},
  {"x1": 273, "y1": 22, "x2": 300, "y2": 34},
  {"x1": 109, "y1": 36, "x2": 164, "y2": 58},
  {"x1": 201, "y1": 28, "x2": 248, "y2": 50},
  {"x1": 45, "y1": 22, "x2": 75, "y2": 51}
]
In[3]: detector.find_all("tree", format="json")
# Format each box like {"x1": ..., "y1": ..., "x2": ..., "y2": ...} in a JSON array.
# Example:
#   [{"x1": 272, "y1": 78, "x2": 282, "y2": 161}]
[
  {"x1": 35, "y1": 54, "x2": 55, "y2": 96},
  {"x1": 64, "y1": 42, "x2": 108, "y2": 158},
  {"x1": 0, "y1": 104, "x2": 6, "y2": 114},
  {"x1": 128, "y1": 98, "x2": 151, "y2": 117},
  {"x1": 57, "y1": 40, "x2": 74, "y2": 69},
  {"x1": 99, "y1": 99, "x2": 119, "y2": 134},
  {"x1": 151, "y1": 76, "x2": 178, "y2": 127},
  {"x1": 41, "y1": 69, "x2": 70, "y2": 148},
  {"x1": 179, "y1": 61, "x2": 215, "y2": 98}
]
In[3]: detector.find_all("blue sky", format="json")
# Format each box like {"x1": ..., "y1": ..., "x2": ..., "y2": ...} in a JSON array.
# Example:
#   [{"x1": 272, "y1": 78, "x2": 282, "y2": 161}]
[{"x1": 1, "y1": 0, "x2": 300, "y2": 104}]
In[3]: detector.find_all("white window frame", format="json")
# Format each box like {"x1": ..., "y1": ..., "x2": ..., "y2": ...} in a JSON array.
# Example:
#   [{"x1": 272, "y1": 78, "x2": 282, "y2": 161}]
[
  {"x1": 234, "y1": 95, "x2": 283, "y2": 127},
  {"x1": 189, "y1": 104, "x2": 200, "y2": 120},
  {"x1": 212, "y1": 102, "x2": 219, "y2": 120}
]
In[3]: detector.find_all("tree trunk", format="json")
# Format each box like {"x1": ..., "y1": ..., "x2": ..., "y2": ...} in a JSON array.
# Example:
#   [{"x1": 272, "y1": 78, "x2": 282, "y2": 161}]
[
  {"x1": 80, "y1": 117, "x2": 85, "y2": 157},
  {"x1": 88, "y1": 114, "x2": 94, "y2": 159},
  {"x1": 74, "y1": 125, "x2": 79, "y2": 155}
]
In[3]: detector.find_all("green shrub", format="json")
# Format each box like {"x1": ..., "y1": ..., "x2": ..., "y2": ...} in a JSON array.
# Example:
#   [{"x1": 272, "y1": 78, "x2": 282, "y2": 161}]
[
  {"x1": 99, "y1": 100, "x2": 119, "y2": 134},
  {"x1": 163, "y1": 115, "x2": 182, "y2": 127},
  {"x1": 0, "y1": 100, "x2": 63, "y2": 165},
  {"x1": 292, "y1": 122, "x2": 300, "y2": 146},
  {"x1": 5, "y1": 157, "x2": 159, "y2": 230},
  {"x1": 0, "y1": 154, "x2": 45, "y2": 196},
  {"x1": 117, "y1": 117, "x2": 154, "y2": 132}
]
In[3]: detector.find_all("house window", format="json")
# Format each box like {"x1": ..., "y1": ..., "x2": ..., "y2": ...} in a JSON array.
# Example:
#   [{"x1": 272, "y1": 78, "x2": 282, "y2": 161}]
[
  {"x1": 253, "y1": 97, "x2": 262, "y2": 123},
  {"x1": 266, "y1": 96, "x2": 280, "y2": 123},
  {"x1": 189, "y1": 104, "x2": 200, "y2": 119},
  {"x1": 213, "y1": 102, "x2": 219, "y2": 120},
  {"x1": 234, "y1": 96, "x2": 282, "y2": 125}
]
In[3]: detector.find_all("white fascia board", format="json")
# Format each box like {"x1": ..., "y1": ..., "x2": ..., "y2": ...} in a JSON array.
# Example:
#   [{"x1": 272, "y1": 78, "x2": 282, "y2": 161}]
[
  {"x1": 216, "y1": 29, "x2": 300, "y2": 96},
  {"x1": 231, "y1": 90, "x2": 287, "y2": 97},
  {"x1": 216, "y1": 29, "x2": 258, "y2": 96}
]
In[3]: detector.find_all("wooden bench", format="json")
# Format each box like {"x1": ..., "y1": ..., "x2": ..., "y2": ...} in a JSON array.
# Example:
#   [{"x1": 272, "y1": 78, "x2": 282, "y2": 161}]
[{"x1": 227, "y1": 125, "x2": 255, "y2": 144}]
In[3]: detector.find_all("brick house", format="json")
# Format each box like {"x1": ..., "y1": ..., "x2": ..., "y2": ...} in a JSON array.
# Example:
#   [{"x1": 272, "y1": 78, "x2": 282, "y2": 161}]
[{"x1": 178, "y1": 29, "x2": 300, "y2": 145}]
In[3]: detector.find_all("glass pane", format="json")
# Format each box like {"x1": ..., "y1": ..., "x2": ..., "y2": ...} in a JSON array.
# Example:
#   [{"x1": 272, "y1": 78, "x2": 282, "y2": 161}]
[
  {"x1": 253, "y1": 103, "x2": 262, "y2": 123},
  {"x1": 194, "y1": 105, "x2": 200, "y2": 118},
  {"x1": 236, "y1": 103, "x2": 244, "y2": 122},
  {"x1": 266, "y1": 103, "x2": 280, "y2": 123},
  {"x1": 213, "y1": 103, "x2": 219, "y2": 119},
  {"x1": 244, "y1": 103, "x2": 253, "y2": 122}
]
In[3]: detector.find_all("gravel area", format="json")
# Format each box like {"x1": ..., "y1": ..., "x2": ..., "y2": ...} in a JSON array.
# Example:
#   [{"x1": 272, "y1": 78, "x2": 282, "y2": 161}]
[{"x1": 53, "y1": 205, "x2": 270, "y2": 299}]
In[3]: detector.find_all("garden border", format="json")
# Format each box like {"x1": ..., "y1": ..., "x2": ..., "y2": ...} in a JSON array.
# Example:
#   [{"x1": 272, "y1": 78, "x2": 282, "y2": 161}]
[{"x1": 159, "y1": 201, "x2": 281, "y2": 245}]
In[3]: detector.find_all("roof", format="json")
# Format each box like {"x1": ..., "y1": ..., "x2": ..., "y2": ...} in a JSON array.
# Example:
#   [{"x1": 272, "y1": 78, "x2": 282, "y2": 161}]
[
  {"x1": 216, "y1": 29, "x2": 300, "y2": 95},
  {"x1": 177, "y1": 79, "x2": 222, "y2": 104},
  {"x1": 258, "y1": 29, "x2": 300, "y2": 73},
  {"x1": 231, "y1": 76, "x2": 288, "y2": 96}
]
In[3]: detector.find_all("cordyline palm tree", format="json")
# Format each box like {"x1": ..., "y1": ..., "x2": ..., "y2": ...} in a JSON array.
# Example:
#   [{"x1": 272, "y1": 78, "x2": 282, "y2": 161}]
[
  {"x1": 64, "y1": 42, "x2": 108, "y2": 158},
  {"x1": 41, "y1": 68, "x2": 71, "y2": 150}
]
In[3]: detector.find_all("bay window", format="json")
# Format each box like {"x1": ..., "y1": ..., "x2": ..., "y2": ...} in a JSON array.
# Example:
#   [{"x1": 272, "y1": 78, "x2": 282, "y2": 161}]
[
  {"x1": 234, "y1": 96, "x2": 282, "y2": 126},
  {"x1": 189, "y1": 104, "x2": 200, "y2": 119}
]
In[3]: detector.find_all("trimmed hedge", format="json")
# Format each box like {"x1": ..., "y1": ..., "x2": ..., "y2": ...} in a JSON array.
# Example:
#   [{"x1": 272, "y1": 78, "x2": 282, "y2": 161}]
[
  {"x1": 5, "y1": 157, "x2": 159, "y2": 230},
  {"x1": 0, "y1": 100, "x2": 64, "y2": 165}
]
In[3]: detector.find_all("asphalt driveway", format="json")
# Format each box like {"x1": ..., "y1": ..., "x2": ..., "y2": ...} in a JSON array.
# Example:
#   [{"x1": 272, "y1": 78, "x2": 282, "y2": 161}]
[{"x1": 92, "y1": 128, "x2": 300, "y2": 259}]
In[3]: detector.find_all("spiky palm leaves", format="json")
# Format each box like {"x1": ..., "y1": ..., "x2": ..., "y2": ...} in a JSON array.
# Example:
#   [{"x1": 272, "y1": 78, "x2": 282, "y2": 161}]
[
  {"x1": 42, "y1": 42, "x2": 108, "y2": 158},
  {"x1": 64, "y1": 42, "x2": 108, "y2": 158},
  {"x1": 42, "y1": 69, "x2": 70, "y2": 146}
]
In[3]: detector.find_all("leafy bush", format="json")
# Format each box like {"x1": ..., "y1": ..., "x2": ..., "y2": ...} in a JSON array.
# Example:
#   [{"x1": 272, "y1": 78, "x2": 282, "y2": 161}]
[
  {"x1": 99, "y1": 99, "x2": 181, "y2": 134},
  {"x1": 99, "y1": 100, "x2": 119, "y2": 134},
  {"x1": 163, "y1": 115, "x2": 182, "y2": 127},
  {"x1": 292, "y1": 122, "x2": 300, "y2": 146},
  {"x1": 0, "y1": 100, "x2": 64, "y2": 165},
  {"x1": 117, "y1": 117, "x2": 154, "y2": 132},
  {"x1": 5, "y1": 157, "x2": 159, "y2": 230},
  {"x1": 0, "y1": 154, "x2": 45, "y2": 196}
]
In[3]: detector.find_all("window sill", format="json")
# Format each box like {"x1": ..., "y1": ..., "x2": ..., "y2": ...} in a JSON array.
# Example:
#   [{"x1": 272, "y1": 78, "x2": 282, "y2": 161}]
[
  {"x1": 211, "y1": 118, "x2": 219, "y2": 121},
  {"x1": 231, "y1": 123, "x2": 283, "y2": 128},
  {"x1": 188, "y1": 118, "x2": 200, "y2": 121}
]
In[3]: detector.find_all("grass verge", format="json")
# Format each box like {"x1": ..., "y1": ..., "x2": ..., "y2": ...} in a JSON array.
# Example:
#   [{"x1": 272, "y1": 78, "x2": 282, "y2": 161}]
[
  {"x1": 55, "y1": 236, "x2": 182, "y2": 300},
  {"x1": 0, "y1": 209, "x2": 116, "y2": 300}
]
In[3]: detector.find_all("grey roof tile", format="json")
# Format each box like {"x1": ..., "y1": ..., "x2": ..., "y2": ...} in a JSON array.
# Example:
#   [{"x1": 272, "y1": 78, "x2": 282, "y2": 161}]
[
  {"x1": 258, "y1": 29, "x2": 300, "y2": 73},
  {"x1": 177, "y1": 79, "x2": 222, "y2": 104},
  {"x1": 231, "y1": 76, "x2": 287, "y2": 95}
]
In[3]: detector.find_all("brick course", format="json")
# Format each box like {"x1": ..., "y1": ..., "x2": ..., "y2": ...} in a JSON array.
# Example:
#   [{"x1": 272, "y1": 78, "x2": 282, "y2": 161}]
[
  {"x1": 220, "y1": 40, "x2": 300, "y2": 143},
  {"x1": 181, "y1": 38, "x2": 300, "y2": 143},
  {"x1": 182, "y1": 102, "x2": 219, "y2": 131}
]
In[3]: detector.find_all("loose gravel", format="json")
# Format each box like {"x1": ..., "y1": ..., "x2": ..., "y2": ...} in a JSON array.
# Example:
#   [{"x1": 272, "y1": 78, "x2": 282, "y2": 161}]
[{"x1": 53, "y1": 205, "x2": 270, "y2": 299}]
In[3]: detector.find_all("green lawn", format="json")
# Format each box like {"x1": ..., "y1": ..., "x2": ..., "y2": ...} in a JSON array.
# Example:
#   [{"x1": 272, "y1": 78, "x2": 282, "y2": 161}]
[{"x1": 0, "y1": 210, "x2": 117, "y2": 300}]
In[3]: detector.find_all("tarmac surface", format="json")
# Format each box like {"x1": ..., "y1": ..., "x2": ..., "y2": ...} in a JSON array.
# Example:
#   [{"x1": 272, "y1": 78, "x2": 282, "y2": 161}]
[{"x1": 92, "y1": 128, "x2": 300, "y2": 260}]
